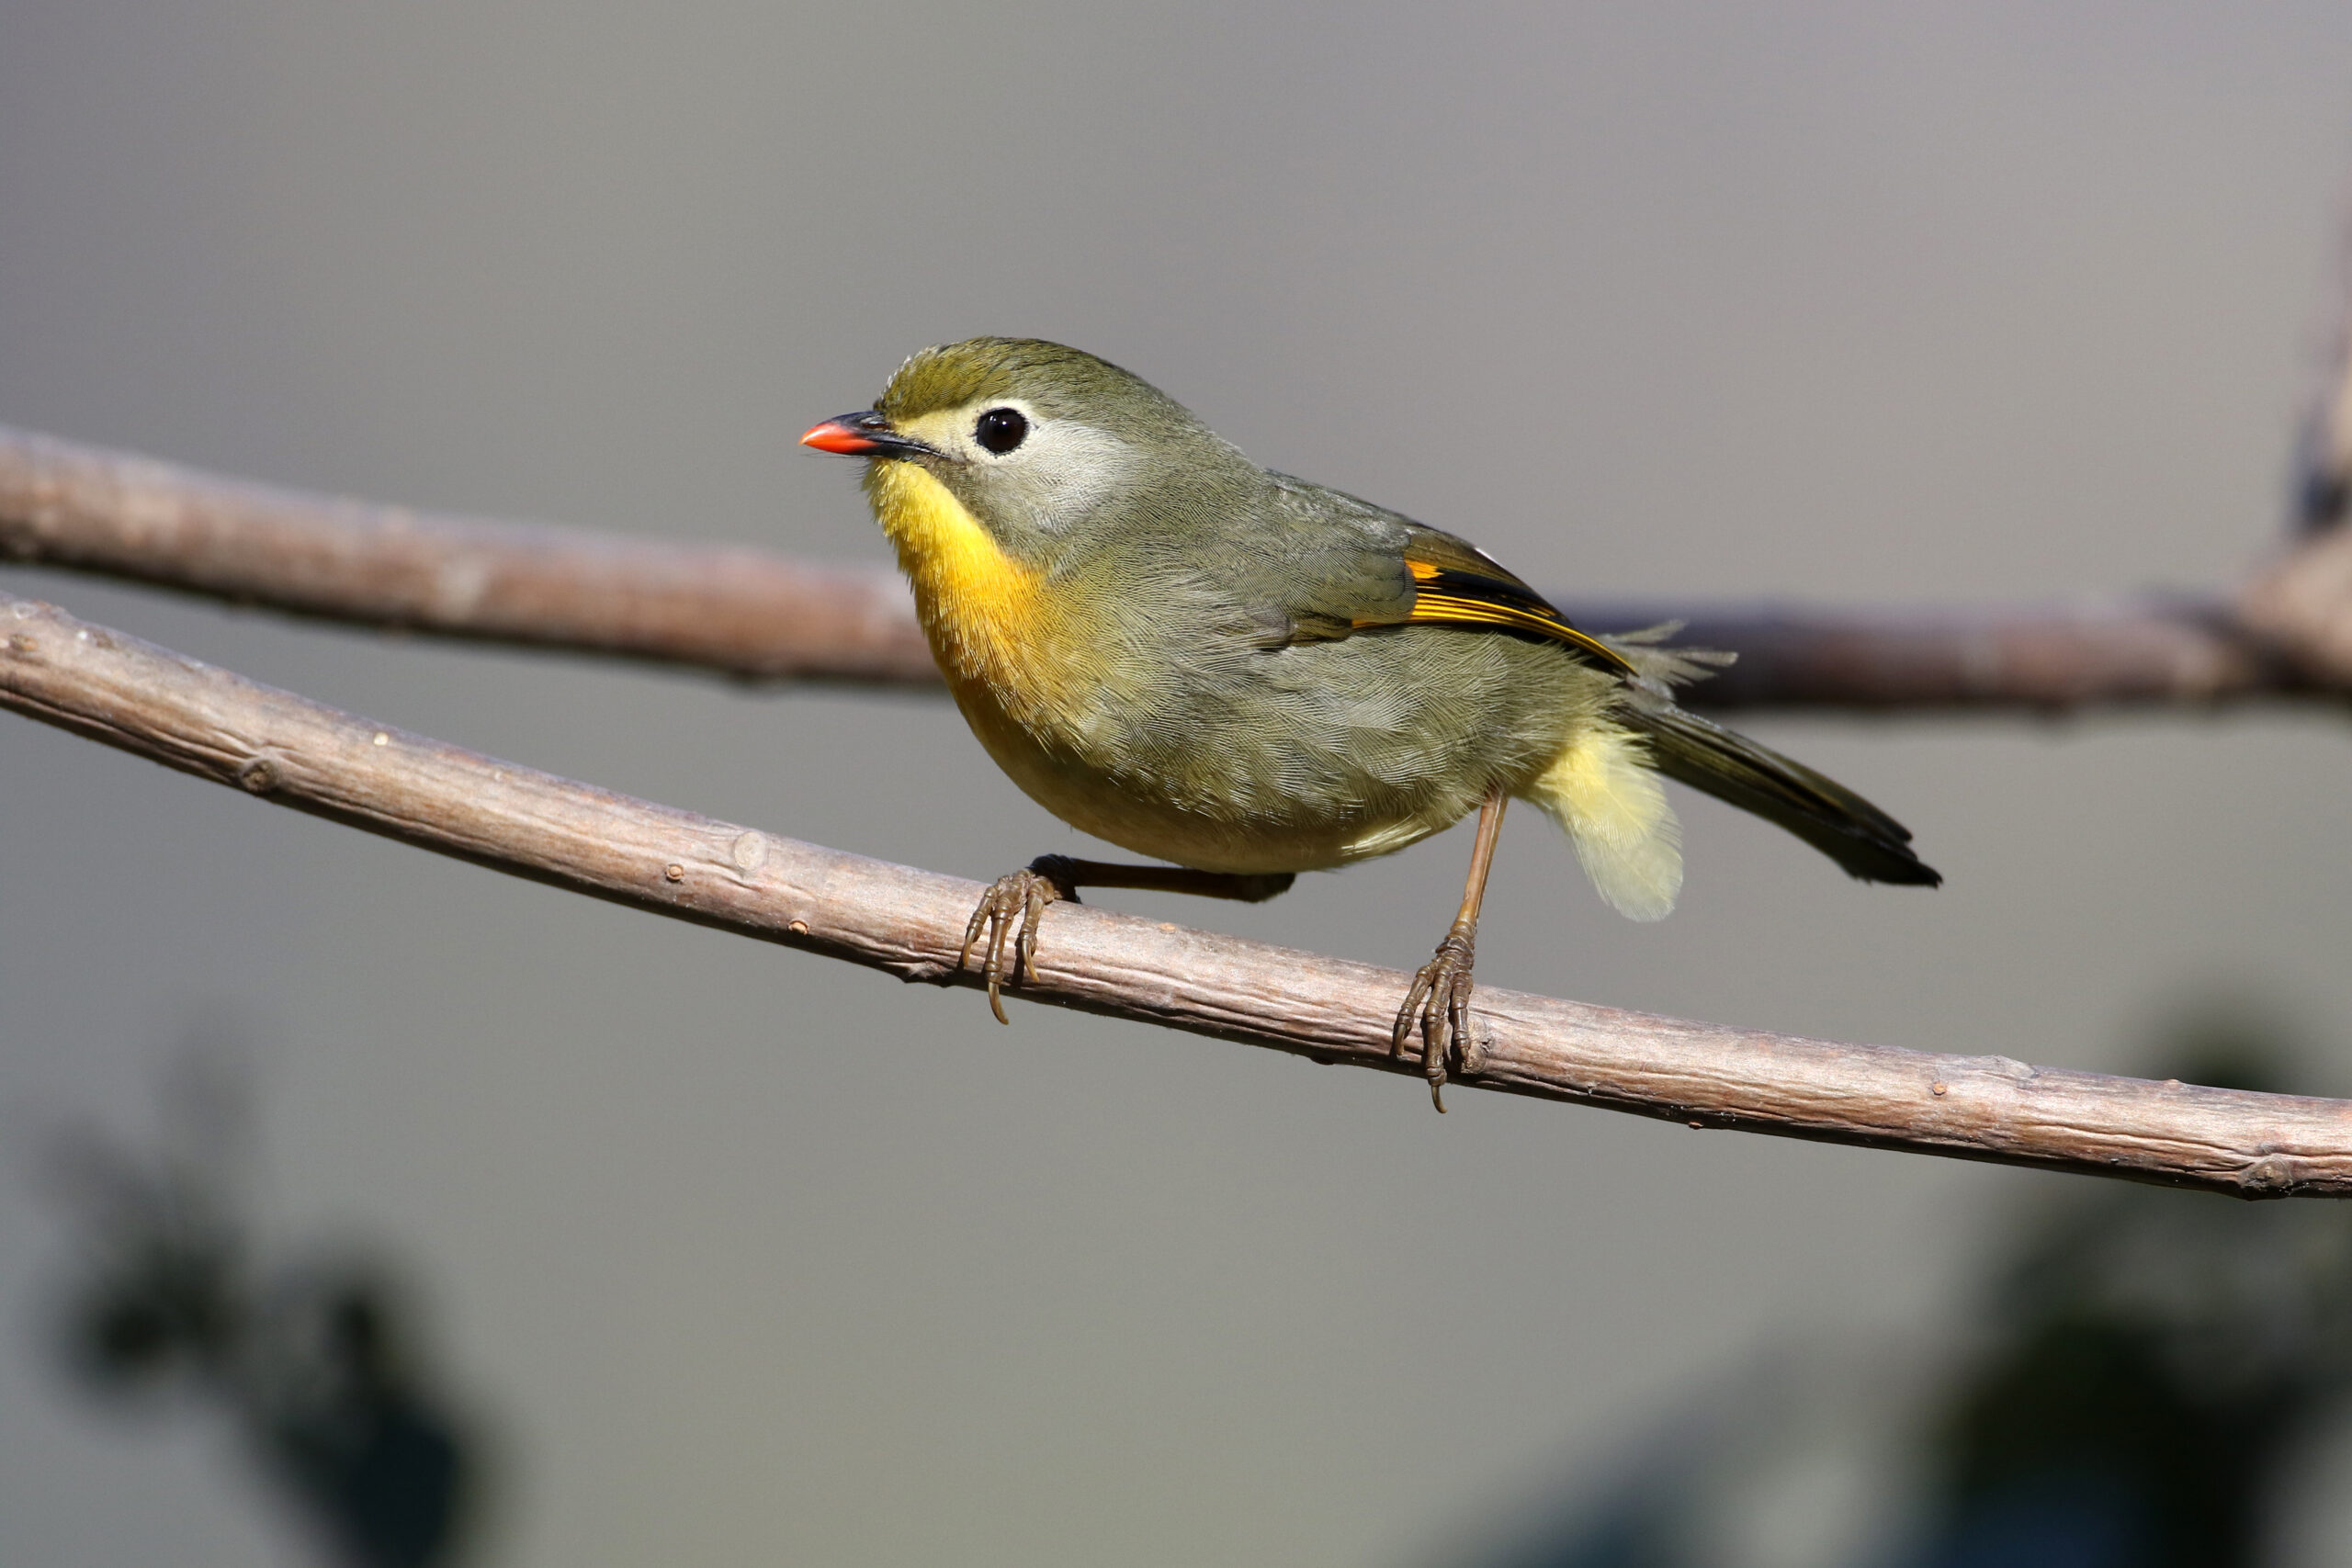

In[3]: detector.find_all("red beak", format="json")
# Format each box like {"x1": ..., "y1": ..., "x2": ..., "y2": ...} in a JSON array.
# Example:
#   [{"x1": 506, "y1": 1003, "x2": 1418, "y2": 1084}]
[
  {"x1": 799, "y1": 410, "x2": 935, "y2": 459},
  {"x1": 800, "y1": 415, "x2": 881, "y2": 455}
]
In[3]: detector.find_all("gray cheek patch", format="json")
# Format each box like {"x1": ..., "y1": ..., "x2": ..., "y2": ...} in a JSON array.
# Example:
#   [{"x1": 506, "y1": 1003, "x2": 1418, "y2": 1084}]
[{"x1": 1000, "y1": 423, "x2": 1139, "y2": 532}]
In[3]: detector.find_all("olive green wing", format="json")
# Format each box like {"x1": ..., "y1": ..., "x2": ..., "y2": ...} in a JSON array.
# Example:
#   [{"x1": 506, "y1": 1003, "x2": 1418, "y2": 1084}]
[{"x1": 1250, "y1": 481, "x2": 1634, "y2": 678}]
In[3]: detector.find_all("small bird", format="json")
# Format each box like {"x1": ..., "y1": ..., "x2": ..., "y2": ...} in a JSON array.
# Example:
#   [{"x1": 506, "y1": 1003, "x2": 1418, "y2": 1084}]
[{"x1": 804, "y1": 339, "x2": 1938, "y2": 1108}]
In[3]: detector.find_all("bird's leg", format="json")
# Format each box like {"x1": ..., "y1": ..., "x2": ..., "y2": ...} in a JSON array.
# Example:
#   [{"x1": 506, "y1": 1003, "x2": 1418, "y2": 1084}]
[
  {"x1": 1394, "y1": 786, "x2": 1509, "y2": 1112},
  {"x1": 959, "y1": 854, "x2": 1295, "y2": 1024}
]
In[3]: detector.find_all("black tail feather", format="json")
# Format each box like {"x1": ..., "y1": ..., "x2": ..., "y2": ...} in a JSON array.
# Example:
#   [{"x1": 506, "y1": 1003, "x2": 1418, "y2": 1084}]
[{"x1": 1627, "y1": 705, "x2": 1940, "y2": 886}]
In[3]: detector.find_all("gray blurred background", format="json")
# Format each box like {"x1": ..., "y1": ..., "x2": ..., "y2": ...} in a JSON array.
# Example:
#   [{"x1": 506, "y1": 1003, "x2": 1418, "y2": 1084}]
[{"x1": 5, "y1": 3, "x2": 2352, "y2": 1564}]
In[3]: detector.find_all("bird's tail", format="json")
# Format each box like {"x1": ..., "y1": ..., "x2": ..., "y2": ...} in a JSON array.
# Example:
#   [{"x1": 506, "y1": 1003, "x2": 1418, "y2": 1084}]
[
  {"x1": 1623, "y1": 704, "x2": 1941, "y2": 889},
  {"x1": 1521, "y1": 625, "x2": 1938, "y2": 919}
]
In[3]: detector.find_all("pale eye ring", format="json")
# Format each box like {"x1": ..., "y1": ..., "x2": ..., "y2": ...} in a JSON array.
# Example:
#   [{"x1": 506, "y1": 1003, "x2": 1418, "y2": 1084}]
[{"x1": 974, "y1": 407, "x2": 1028, "y2": 456}]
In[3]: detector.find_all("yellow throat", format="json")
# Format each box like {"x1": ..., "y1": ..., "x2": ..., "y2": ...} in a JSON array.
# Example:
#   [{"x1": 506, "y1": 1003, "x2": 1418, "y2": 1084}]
[{"x1": 863, "y1": 460, "x2": 1053, "y2": 706}]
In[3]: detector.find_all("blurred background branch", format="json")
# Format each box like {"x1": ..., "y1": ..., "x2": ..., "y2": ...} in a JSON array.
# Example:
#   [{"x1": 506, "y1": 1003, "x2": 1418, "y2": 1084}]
[
  {"x1": 0, "y1": 423, "x2": 939, "y2": 686},
  {"x1": 6, "y1": 592, "x2": 2350, "y2": 1195},
  {"x1": 40, "y1": 1044, "x2": 483, "y2": 1568},
  {"x1": 5, "y1": 421, "x2": 2348, "y2": 712}
]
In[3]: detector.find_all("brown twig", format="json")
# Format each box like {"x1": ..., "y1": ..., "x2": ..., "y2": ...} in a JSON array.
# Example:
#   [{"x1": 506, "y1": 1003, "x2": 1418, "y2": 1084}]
[
  {"x1": 0, "y1": 423, "x2": 936, "y2": 684},
  {"x1": 1629, "y1": 592, "x2": 2304, "y2": 711},
  {"x1": 6, "y1": 592, "x2": 2348, "y2": 1196},
  {"x1": 0, "y1": 423, "x2": 2334, "y2": 712}
]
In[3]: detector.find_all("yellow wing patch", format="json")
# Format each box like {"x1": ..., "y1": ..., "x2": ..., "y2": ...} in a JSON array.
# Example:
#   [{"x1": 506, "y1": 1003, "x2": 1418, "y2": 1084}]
[{"x1": 1369, "y1": 553, "x2": 1638, "y2": 676}]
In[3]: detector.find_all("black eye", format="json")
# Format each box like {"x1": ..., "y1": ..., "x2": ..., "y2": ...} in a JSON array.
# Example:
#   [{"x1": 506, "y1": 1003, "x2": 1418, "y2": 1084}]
[{"x1": 974, "y1": 407, "x2": 1028, "y2": 456}]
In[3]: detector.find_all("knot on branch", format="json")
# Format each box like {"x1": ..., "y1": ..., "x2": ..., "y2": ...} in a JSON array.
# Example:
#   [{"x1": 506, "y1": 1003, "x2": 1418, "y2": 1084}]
[{"x1": 2239, "y1": 1152, "x2": 2325, "y2": 1199}]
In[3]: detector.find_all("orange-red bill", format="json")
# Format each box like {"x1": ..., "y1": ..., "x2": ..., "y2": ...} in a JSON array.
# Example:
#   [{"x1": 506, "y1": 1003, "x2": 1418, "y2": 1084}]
[
  {"x1": 799, "y1": 410, "x2": 937, "y2": 460},
  {"x1": 800, "y1": 417, "x2": 882, "y2": 455}
]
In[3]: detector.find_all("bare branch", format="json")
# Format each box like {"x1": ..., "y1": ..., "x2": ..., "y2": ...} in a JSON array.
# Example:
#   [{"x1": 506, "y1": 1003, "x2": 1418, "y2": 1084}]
[
  {"x1": 0, "y1": 423, "x2": 2334, "y2": 713},
  {"x1": 1632, "y1": 593, "x2": 2299, "y2": 711},
  {"x1": 0, "y1": 423, "x2": 937, "y2": 684},
  {"x1": 6, "y1": 593, "x2": 2348, "y2": 1197}
]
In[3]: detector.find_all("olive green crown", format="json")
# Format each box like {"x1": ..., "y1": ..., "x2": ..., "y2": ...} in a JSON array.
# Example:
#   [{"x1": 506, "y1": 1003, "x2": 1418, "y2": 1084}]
[{"x1": 876, "y1": 337, "x2": 1202, "y2": 435}]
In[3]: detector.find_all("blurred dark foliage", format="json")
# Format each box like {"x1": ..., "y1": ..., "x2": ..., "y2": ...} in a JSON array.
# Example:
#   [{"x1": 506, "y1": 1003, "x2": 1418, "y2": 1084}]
[
  {"x1": 40, "y1": 1047, "x2": 484, "y2": 1568},
  {"x1": 1473, "y1": 1008, "x2": 2352, "y2": 1568}
]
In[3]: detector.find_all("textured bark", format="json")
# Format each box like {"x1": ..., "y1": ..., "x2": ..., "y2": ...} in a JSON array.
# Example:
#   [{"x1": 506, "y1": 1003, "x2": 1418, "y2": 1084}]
[
  {"x1": 1, "y1": 423, "x2": 2333, "y2": 712},
  {"x1": 6, "y1": 592, "x2": 2348, "y2": 1197},
  {"x1": 0, "y1": 423, "x2": 935, "y2": 684}
]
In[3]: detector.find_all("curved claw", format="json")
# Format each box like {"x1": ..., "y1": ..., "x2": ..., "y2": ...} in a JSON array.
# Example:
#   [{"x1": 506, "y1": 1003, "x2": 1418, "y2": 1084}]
[
  {"x1": 1393, "y1": 931, "x2": 1480, "y2": 1111},
  {"x1": 956, "y1": 862, "x2": 1076, "y2": 1022}
]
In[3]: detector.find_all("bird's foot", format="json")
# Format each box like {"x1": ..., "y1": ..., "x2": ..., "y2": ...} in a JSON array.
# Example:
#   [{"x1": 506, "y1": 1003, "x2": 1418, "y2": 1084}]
[
  {"x1": 1394, "y1": 928, "x2": 1480, "y2": 1112},
  {"x1": 957, "y1": 856, "x2": 1081, "y2": 1023}
]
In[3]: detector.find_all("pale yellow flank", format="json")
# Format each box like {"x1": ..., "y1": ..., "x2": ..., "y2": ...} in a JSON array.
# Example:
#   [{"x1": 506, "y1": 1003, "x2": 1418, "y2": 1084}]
[{"x1": 1521, "y1": 722, "x2": 1683, "y2": 921}]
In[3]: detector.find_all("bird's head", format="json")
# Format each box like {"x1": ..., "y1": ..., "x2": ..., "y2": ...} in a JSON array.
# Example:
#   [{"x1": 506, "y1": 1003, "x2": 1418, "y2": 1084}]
[{"x1": 802, "y1": 338, "x2": 1235, "y2": 558}]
